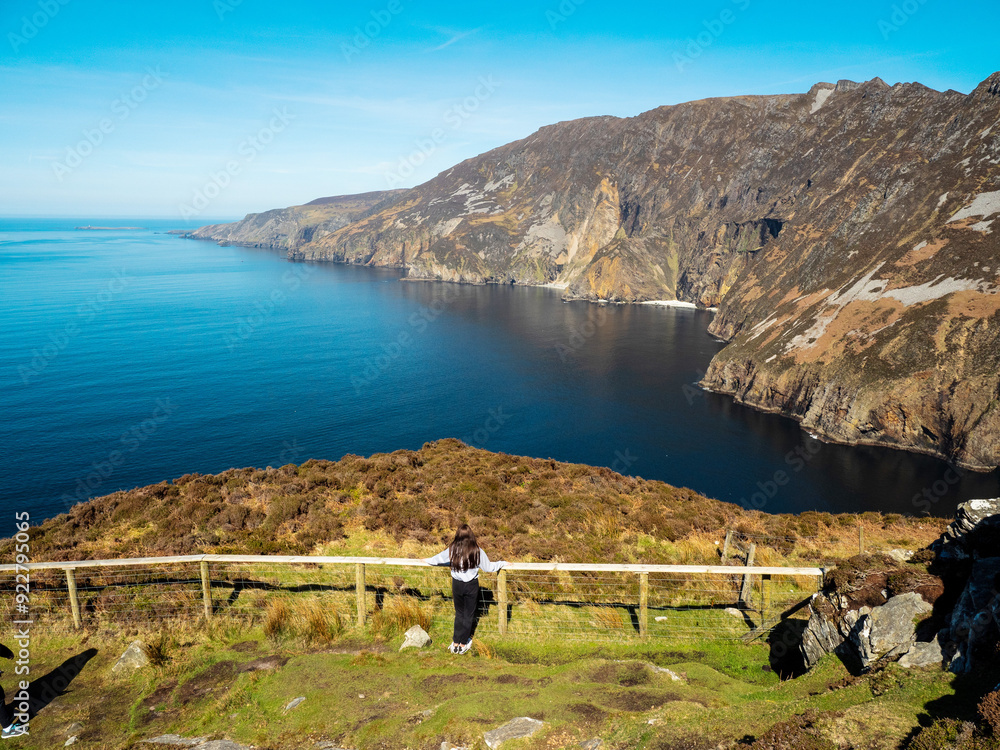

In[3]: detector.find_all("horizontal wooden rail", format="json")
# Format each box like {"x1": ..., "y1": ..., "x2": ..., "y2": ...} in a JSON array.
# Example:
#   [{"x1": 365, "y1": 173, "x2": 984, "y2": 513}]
[
  {"x1": 0, "y1": 553, "x2": 825, "y2": 636},
  {"x1": 0, "y1": 554, "x2": 825, "y2": 577}
]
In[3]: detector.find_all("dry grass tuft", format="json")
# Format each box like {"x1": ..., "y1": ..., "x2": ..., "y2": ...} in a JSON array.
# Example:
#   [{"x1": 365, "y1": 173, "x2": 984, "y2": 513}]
[
  {"x1": 146, "y1": 631, "x2": 171, "y2": 666},
  {"x1": 264, "y1": 599, "x2": 290, "y2": 639},
  {"x1": 371, "y1": 595, "x2": 430, "y2": 637},
  {"x1": 472, "y1": 638, "x2": 495, "y2": 659},
  {"x1": 299, "y1": 600, "x2": 343, "y2": 643},
  {"x1": 592, "y1": 606, "x2": 625, "y2": 630}
]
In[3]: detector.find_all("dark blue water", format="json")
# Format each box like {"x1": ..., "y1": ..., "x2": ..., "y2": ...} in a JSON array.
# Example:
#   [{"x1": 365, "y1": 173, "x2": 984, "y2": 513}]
[{"x1": 2, "y1": 220, "x2": 997, "y2": 523}]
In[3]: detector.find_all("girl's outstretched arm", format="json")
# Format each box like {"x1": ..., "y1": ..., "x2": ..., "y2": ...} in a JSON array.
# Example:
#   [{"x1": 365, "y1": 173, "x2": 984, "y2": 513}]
[
  {"x1": 478, "y1": 549, "x2": 507, "y2": 573},
  {"x1": 425, "y1": 549, "x2": 450, "y2": 566}
]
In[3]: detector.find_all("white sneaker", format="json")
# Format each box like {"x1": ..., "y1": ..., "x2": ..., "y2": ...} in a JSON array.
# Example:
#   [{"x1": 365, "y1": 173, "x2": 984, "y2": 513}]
[
  {"x1": 1, "y1": 724, "x2": 27, "y2": 739},
  {"x1": 457, "y1": 640, "x2": 472, "y2": 655}
]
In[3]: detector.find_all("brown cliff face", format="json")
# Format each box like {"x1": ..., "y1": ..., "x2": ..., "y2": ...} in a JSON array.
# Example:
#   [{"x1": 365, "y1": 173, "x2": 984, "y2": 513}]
[
  {"x1": 195, "y1": 73, "x2": 1000, "y2": 471},
  {"x1": 703, "y1": 74, "x2": 1000, "y2": 471}
]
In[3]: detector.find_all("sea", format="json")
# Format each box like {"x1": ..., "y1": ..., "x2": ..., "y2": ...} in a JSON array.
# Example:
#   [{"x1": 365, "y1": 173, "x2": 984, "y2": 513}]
[{"x1": 2, "y1": 218, "x2": 998, "y2": 525}]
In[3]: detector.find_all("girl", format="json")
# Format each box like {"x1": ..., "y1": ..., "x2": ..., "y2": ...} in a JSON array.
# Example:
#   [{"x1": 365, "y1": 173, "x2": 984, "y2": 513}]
[
  {"x1": 0, "y1": 641, "x2": 26, "y2": 739},
  {"x1": 425, "y1": 524, "x2": 506, "y2": 654}
]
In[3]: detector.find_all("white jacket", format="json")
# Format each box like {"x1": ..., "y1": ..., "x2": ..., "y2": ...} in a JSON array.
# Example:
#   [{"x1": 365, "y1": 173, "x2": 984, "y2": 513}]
[{"x1": 425, "y1": 547, "x2": 506, "y2": 582}]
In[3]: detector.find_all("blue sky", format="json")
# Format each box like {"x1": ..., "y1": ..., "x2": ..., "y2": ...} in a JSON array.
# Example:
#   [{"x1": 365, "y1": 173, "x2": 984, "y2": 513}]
[{"x1": 1, "y1": 0, "x2": 996, "y2": 221}]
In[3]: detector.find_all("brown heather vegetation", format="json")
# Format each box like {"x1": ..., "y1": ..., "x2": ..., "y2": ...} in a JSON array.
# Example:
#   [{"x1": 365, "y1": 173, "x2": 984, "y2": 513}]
[{"x1": 4, "y1": 439, "x2": 947, "y2": 565}]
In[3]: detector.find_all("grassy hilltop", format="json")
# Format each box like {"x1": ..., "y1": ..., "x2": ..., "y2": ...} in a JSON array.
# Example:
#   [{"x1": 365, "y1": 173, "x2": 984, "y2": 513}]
[
  {"x1": 5, "y1": 440, "x2": 973, "y2": 750},
  {"x1": 13, "y1": 438, "x2": 943, "y2": 565}
]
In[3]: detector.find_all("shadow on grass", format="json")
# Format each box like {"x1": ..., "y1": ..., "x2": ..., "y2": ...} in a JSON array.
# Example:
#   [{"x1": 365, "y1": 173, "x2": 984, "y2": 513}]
[
  {"x1": 900, "y1": 669, "x2": 998, "y2": 747},
  {"x1": 26, "y1": 648, "x2": 98, "y2": 720}
]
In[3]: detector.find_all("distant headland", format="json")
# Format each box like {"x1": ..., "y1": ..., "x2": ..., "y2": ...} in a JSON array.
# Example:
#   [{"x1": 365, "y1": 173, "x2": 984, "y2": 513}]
[{"x1": 75, "y1": 225, "x2": 147, "y2": 230}]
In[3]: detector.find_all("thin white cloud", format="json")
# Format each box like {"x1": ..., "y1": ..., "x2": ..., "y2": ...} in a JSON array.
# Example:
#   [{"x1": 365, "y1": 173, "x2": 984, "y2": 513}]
[{"x1": 426, "y1": 26, "x2": 485, "y2": 53}]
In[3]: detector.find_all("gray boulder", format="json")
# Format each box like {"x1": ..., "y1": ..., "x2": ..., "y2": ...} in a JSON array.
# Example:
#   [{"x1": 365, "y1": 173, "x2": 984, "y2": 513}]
[
  {"x1": 849, "y1": 592, "x2": 933, "y2": 669},
  {"x1": 484, "y1": 717, "x2": 545, "y2": 749},
  {"x1": 899, "y1": 636, "x2": 943, "y2": 668},
  {"x1": 112, "y1": 641, "x2": 151, "y2": 674},
  {"x1": 284, "y1": 696, "x2": 306, "y2": 712},
  {"x1": 400, "y1": 625, "x2": 432, "y2": 651},
  {"x1": 800, "y1": 596, "x2": 856, "y2": 670}
]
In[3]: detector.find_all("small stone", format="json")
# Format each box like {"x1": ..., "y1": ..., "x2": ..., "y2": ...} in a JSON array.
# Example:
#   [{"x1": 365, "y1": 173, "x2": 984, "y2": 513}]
[
  {"x1": 196, "y1": 742, "x2": 252, "y2": 750},
  {"x1": 887, "y1": 548, "x2": 915, "y2": 563},
  {"x1": 441, "y1": 743, "x2": 471, "y2": 750},
  {"x1": 484, "y1": 717, "x2": 545, "y2": 749},
  {"x1": 65, "y1": 738, "x2": 78, "y2": 747},
  {"x1": 284, "y1": 696, "x2": 306, "y2": 712},
  {"x1": 400, "y1": 625, "x2": 432, "y2": 651},
  {"x1": 580, "y1": 740, "x2": 603, "y2": 750},
  {"x1": 654, "y1": 616, "x2": 667, "y2": 622},
  {"x1": 112, "y1": 640, "x2": 151, "y2": 674},
  {"x1": 899, "y1": 637, "x2": 944, "y2": 669},
  {"x1": 64, "y1": 722, "x2": 84, "y2": 737},
  {"x1": 724, "y1": 607, "x2": 744, "y2": 618},
  {"x1": 359, "y1": 693, "x2": 365, "y2": 699},
  {"x1": 140, "y1": 737, "x2": 208, "y2": 747}
]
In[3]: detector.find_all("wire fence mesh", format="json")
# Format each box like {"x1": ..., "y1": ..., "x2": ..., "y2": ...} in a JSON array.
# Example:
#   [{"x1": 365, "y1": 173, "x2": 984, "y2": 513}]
[{"x1": 0, "y1": 557, "x2": 823, "y2": 641}]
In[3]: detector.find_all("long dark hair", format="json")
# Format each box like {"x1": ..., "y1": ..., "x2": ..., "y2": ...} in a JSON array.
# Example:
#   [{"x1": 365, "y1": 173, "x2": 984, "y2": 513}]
[{"x1": 448, "y1": 524, "x2": 480, "y2": 572}]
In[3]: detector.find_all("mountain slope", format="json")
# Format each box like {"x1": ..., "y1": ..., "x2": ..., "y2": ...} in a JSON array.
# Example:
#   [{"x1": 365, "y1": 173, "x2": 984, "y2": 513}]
[
  {"x1": 193, "y1": 74, "x2": 1000, "y2": 470},
  {"x1": 188, "y1": 190, "x2": 406, "y2": 250}
]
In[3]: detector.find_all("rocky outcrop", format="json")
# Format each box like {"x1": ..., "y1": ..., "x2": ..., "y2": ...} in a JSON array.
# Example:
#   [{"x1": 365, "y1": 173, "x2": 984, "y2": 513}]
[
  {"x1": 934, "y1": 500, "x2": 1000, "y2": 673},
  {"x1": 196, "y1": 74, "x2": 1000, "y2": 469},
  {"x1": 935, "y1": 497, "x2": 1000, "y2": 560},
  {"x1": 802, "y1": 498, "x2": 1000, "y2": 674},
  {"x1": 800, "y1": 589, "x2": 935, "y2": 671}
]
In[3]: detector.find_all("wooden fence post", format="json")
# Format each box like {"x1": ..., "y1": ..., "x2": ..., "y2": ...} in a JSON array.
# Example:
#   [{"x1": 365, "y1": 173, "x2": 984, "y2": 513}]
[
  {"x1": 639, "y1": 572, "x2": 649, "y2": 638},
  {"x1": 739, "y1": 543, "x2": 756, "y2": 607},
  {"x1": 355, "y1": 563, "x2": 366, "y2": 627},
  {"x1": 761, "y1": 574, "x2": 771, "y2": 629},
  {"x1": 65, "y1": 568, "x2": 82, "y2": 629},
  {"x1": 721, "y1": 530, "x2": 733, "y2": 561},
  {"x1": 498, "y1": 569, "x2": 508, "y2": 635},
  {"x1": 200, "y1": 560, "x2": 212, "y2": 619},
  {"x1": 858, "y1": 525, "x2": 864, "y2": 555}
]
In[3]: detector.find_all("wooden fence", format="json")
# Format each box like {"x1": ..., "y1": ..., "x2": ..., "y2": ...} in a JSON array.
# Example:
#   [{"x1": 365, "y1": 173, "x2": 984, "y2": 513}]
[{"x1": 0, "y1": 555, "x2": 825, "y2": 641}]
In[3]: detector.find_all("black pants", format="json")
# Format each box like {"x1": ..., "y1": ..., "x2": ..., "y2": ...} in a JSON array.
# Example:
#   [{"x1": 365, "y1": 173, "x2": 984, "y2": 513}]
[
  {"x1": 0, "y1": 683, "x2": 12, "y2": 728},
  {"x1": 452, "y1": 577, "x2": 479, "y2": 644}
]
